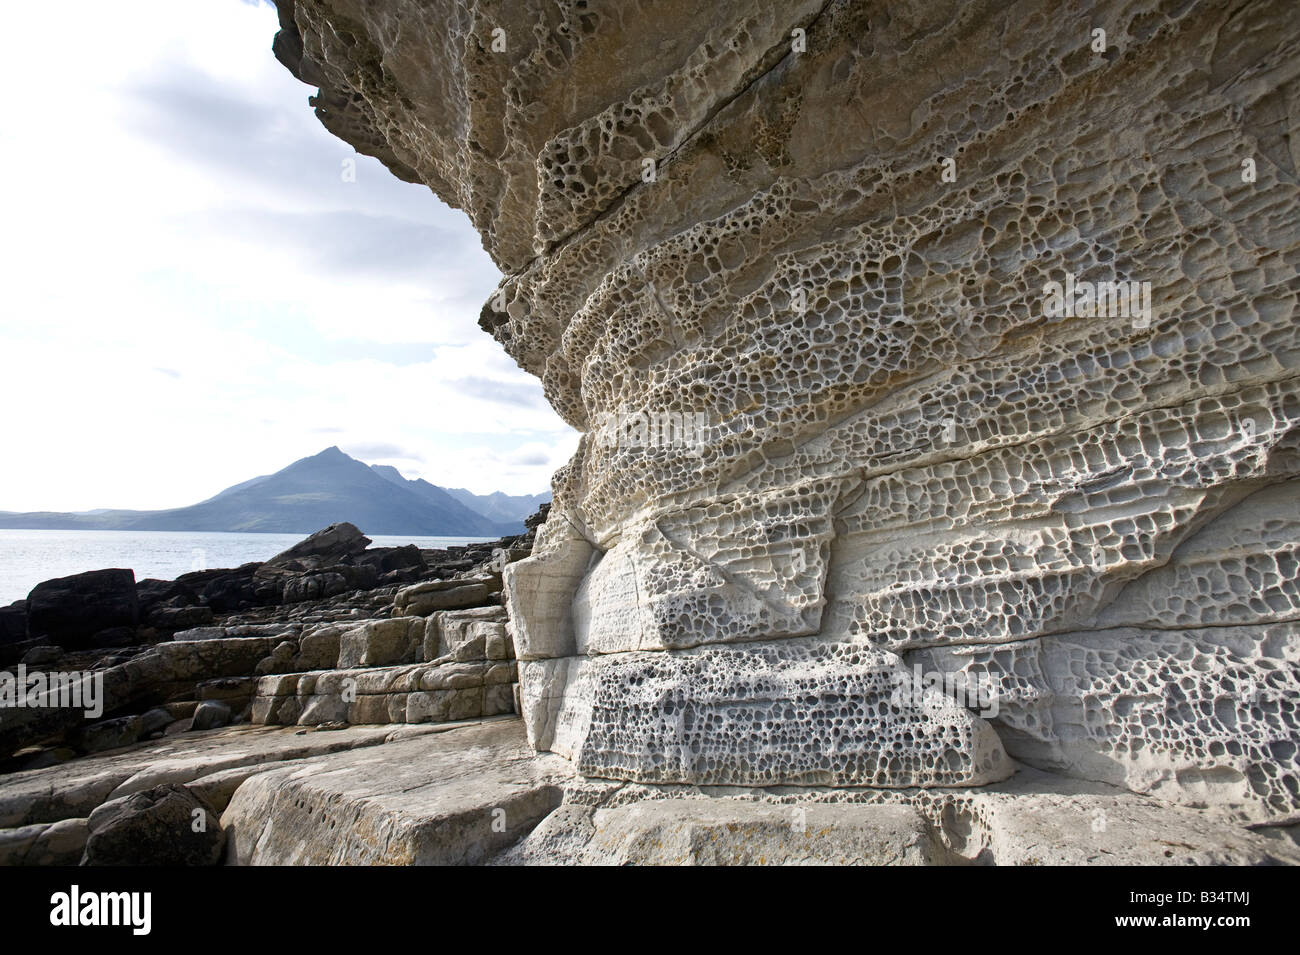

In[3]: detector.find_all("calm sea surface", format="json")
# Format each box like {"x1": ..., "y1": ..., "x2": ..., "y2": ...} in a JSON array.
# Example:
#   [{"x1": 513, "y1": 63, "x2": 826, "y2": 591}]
[{"x1": 0, "y1": 529, "x2": 497, "y2": 606}]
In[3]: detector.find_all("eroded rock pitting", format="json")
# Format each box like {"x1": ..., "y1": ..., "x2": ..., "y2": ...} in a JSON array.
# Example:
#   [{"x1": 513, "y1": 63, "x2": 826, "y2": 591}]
[{"x1": 271, "y1": 0, "x2": 1300, "y2": 822}]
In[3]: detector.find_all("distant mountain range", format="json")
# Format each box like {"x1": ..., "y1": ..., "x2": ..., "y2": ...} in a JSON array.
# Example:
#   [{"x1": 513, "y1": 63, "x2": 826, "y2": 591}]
[
  {"x1": 0, "y1": 447, "x2": 550, "y2": 537},
  {"x1": 443, "y1": 487, "x2": 553, "y2": 525}
]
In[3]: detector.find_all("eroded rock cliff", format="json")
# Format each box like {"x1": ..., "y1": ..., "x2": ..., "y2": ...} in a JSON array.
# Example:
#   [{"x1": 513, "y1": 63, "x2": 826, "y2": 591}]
[{"x1": 272, "y1": 0, "x2": 1300, "y2": 822}]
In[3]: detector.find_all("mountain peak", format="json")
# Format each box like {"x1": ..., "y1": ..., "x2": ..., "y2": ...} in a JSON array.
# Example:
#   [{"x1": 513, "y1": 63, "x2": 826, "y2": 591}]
[{"x1": 0, "y1": 447, "x2": 547, "y2": 536}]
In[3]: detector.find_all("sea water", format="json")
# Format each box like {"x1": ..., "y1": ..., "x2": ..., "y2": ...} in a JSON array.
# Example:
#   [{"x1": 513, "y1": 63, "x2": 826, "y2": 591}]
[{"x1": 0, "y1": 529, "x2": 496, "y2": 605}]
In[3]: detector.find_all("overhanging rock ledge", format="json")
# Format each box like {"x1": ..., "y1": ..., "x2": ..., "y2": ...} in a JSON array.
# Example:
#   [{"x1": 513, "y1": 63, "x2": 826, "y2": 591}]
[{"x1": 271, "y1": 0, "x2": 1300, "y2": 822}]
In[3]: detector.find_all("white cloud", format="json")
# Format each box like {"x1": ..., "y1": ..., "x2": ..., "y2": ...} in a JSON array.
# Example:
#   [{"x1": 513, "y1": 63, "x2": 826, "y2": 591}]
[{"x1": 0, "y1": 0, "x2": 576, "y2": 510}]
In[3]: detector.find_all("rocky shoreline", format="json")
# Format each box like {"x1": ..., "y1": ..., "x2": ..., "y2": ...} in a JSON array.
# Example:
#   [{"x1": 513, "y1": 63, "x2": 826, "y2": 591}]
[
  {"x1": 0, "y1": 509, "x2": 546, "y2": 864},
  {"x1": 2, "y1": 507, "x2": 545, "y2": 663}
]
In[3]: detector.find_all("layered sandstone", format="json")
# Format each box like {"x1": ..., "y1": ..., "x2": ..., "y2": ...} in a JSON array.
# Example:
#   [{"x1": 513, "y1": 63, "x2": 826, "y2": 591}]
[{"x1": 272, "y1": 0, "x2": 1300, "y2": 822}]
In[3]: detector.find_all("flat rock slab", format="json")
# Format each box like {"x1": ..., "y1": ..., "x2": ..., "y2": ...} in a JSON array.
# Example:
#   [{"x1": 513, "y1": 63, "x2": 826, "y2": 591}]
[
  {"x1": 0, "y1": 722, "x2": 447, "y2": 829},
  {"x1": 500, "y1": 800, "x2": 940, "y2": 865},
  {"x1": 0, "y1": 817, "x2": 89, "y2": 866},
  {"x1": 222, "y1": 718, "x2": 571, "y2": 865},
  {"x1": 935, "y1": 772, "x2": 1300, "y2": 866},
  {"x1": 513, "y1": 767, "x2": 1300, "y2": 866}
]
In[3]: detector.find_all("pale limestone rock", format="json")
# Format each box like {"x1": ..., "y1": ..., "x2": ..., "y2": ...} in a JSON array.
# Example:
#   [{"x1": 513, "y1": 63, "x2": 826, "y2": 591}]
[
  {"x1": 221, "y1": 719, "x2": 570, "y2": 865},
  {"x1": 915, "y1": 620, "x2": 1300, "y2": 823},
  {"x1": 426, "y1": 605, "x2": 512, "y2": 661},
  {"x1": 504, "y1": 532, "x2": 593, "y2": 660},
  {"x1": 0, "y1": 723, "x2": 438, "y2": 829},
  {"x1": 185, "y1": 763, "x2": 292, "y2": 814},
  {"x1": 172, "y1": 627, "x2": 226, "y2": 642},
  {"x1": 394, "y1": 575, "x2": 500, "y2": 616},
  {"x1": 0, "y1": 817, "x2": 89, "y2": 866},
  {"x1": 337, "y1": 616, "x2": 424, "y2": 668},
  {"x1": 294, "y1": 624, "x2": 344, "y2": 670},
  {"x1": 543, "y1": 640, "x2": 1011, "y2": 787},
  {"x1": 517, "y1": 657, "x2": 582, "y2": 751},
  {"x1": 499, "y1": 800, "x2": 939, "y2": 866},
  {"x1": 270, "y1": 0, "x2": 1300, "y2": 814},
  {"x1": 881, "y1": 767, "x2": 1300, "y2": 865},
  {"x1": 251, "y1": 660, "x2": 517, "y2": 727},
  {"x1": 501, "y1": 768, "x2": 1300, "y2": 865}
]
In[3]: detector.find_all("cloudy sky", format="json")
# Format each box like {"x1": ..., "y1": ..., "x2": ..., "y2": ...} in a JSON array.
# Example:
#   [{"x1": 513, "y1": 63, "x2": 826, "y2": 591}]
[{"x1": 0, "y1": 0, "x2": 577, "y2": 512}]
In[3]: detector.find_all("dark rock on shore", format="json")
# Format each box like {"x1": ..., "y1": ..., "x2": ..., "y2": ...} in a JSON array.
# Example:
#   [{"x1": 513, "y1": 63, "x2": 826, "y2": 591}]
[
  {"x1": 356, "y1": 543, "x2": 423, "y2": 573},
  {"x1": 524, "y1": 503, "x2": 550, "y2": 531},
  {"x1": 81, "y1": 784, "x2": 225, "y2": 866},
  {"x1": 146, "y1": 605, "x2": 214, "y2": 631},
  {"x1": 278, "y1": 564, "x2": 378, "y2": 603},
  {"x1": 20, "y1": 646, "x2": 62, "y2": 667},
  {"x1": 0, "y1": 604, "x2": 34, "y2": 666},
  {"x1": 265, "y1": 521, "x2": 370, "y2": 568},
  {"x1": 191, "y1": 700, "x2": 232, "y2": 731},
  {"x1": 26, "y1": 569, "x2": 138, "y2": 649},
  {"x1": 0, "y1": 602, "x2": 26, "y2": 647},
  {"x1": 134, "y1": 577, "x2": 190, "y2": 609},
  {"x1": 69, "y1": 715, "x2": 145, "y2": 755},
  {"x1": 89, "y1": 627, "x2": 136, "y2": 649},
  {"x1": 169, "y1": 563, "x2": 277, "y2": 615},
  {"x1": 0, "y1": 634, "x2": 283, "y2": 760},
  {"x1": 0, "y1": 506, "x2": 548, "y2": 763},
  {"x1": 255, "y1": 523, "x2": 384, "y2": 604}
]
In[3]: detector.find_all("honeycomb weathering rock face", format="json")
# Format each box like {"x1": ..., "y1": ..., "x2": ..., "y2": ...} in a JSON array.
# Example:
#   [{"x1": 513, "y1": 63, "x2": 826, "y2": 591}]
[
  {"x1": 916, "y1": 622, "x2": 1300, "y2": 821},
  {"x1": 523, "y1": 641, "x2": 1013, "y2": 787},
  {"x1": 272, "y1": 1, "x2": 1300, "y2": 812}
]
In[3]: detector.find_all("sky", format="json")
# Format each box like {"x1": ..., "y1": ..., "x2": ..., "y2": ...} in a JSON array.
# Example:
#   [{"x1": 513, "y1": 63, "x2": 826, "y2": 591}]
[{"x1": 0, "y1": 0, "x2": 578, "y2": 511}]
